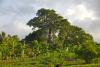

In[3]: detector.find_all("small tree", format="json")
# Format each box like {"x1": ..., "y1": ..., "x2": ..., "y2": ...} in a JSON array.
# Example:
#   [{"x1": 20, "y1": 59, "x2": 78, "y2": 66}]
[{"x1": 75, "y1": 34, "x2": 97, "y2": 63}]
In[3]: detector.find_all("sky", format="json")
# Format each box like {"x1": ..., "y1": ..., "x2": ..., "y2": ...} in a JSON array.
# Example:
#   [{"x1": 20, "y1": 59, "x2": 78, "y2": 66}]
[{"x1": 0, "y1": 0, "x2": 100, "y2": 42}]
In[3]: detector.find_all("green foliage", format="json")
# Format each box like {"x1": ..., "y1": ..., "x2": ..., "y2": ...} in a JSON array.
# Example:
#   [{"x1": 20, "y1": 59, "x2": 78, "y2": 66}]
[
  {"x1": 25, "y1": 29, "x2": 48, "y2": 43},
  {"x1": 0, "y1": 32, "x2": 27, "y2": 60},
  {"x1": 27, "y1": 8, "x2": 66, "y2": 44},
  {"x1": 74, "y1": 43, "x2": 97, "y2": 63},
  {"x1": 95, "y1": 43, "x2": 100, "y2": 56},
  {"x1": 24, "y1": 8, "x2": 99, "y2": 64}
]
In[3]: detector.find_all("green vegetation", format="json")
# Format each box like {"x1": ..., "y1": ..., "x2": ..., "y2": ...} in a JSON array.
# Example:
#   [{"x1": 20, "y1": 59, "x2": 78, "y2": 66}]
[{"x1": 0, "y1": 8, "x2": 100, "y2": 67}]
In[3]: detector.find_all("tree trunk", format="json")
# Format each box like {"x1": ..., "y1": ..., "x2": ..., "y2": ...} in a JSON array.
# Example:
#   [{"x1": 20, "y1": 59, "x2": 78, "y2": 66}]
[
  {"x1": 47, "y1": 28, "x2": 52, "y2": 44},
  {"x1": 85, "y1": 59, "x2": 91, "y2": 64}
]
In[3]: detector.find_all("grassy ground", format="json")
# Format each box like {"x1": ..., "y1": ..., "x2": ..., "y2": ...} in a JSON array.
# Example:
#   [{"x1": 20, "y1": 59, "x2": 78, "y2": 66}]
[
  {"x1": 67, "y1": 63, "x2": 100, "y2": 67},
  {"x1": 0, "y1": 58, "x2": 100, "y2": 67},
  {"x1": 0, "y1": 63, "x2": 100, "y2": 67}
]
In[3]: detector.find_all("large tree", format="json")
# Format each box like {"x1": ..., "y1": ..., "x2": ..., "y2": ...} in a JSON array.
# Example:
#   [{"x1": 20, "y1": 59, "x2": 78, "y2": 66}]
[{"x1": 27, "y1": 8, "x2": 65, "y2": 44}]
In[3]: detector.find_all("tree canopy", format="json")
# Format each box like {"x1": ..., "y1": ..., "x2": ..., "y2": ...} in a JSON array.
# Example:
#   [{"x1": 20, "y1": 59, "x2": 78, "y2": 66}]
[{"x1": 25, "y1": 8, "x2": 95, "y2": 48}]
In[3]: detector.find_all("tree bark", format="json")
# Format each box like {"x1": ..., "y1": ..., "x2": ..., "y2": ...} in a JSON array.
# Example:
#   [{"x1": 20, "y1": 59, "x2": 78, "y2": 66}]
[{"x1": 47, "y1": 28, "x2": 52, "y2": 44}]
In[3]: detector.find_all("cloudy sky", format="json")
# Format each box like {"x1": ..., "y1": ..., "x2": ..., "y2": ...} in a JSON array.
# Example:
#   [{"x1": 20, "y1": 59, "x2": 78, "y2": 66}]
[{"x1": 0, "y1": 0, "x2": 100, "y2": 42}]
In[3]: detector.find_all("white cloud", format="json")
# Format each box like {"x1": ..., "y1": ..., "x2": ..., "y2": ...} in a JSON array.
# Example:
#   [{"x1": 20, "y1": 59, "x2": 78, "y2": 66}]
[
  {"x1": 0, "y1": 19, "x2": 32, "y2": 39},
  {"x1": 13, "y1": 20, "x2": 32, "y2": 38},
  {"x1": 65, "y1": 4, "x2": 97, "y2": 21},
  {"x1": 90, "y1": 31, "x2": 100, "y2": 42}
]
